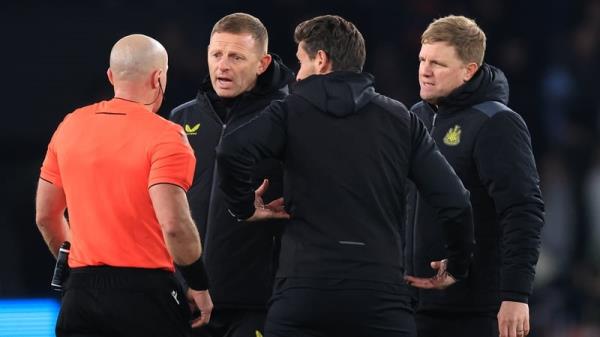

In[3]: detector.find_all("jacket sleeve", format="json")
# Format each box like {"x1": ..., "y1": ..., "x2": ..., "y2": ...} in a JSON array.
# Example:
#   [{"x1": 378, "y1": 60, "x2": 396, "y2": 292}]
[
  {"x1": 216, "y1": 100, "x2": 287, "y2": 220},
  {"x1": 408, "y1": 112, "x2": 475, "y2": 280},
  {"x1": 474, "y1": 110, "x2": 544, "y2": 303}
]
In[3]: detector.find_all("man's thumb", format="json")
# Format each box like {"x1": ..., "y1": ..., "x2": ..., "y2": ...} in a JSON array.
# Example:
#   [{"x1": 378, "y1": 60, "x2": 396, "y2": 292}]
[{"x1": 256, "y1": 179, "x2": 269, "y2": 195}]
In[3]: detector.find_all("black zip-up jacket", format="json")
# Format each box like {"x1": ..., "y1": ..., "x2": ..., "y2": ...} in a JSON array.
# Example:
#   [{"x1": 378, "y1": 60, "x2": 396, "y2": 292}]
[
  {"x1": 169, "y1": 55, "x2": 294, "y2": 309},
  {"x1": 406, "y1": 64, "x2": 544, "y2": 313},
  {"x1": 217, "y1": 71, "x2": 474, "y2": 288}
]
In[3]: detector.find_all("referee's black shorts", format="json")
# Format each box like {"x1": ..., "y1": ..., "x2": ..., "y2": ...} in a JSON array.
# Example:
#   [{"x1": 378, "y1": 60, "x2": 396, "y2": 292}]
[{"x1": 56, "y1": 266, "x2": 191, "y2": 337}]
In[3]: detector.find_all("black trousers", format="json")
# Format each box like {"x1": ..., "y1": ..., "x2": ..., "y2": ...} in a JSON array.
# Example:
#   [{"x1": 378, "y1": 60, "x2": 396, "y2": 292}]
[
  {"x1": 191, "y1": 308, "x2": 267, "y2": 337},
  {"x1": 264, "y1": 286, "x2": 415, "y2": 337},
  {"x1": 415, "y1": 311, "x2": 499, "y2": 337},
  {"x1": 56, "y1": 266, "x2": 191, "y2": 337}
]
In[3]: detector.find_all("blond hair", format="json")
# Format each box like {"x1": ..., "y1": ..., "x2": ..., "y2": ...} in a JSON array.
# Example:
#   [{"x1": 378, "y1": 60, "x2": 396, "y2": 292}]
[
  {"x1": 211, "y1": 13, "x2": 268, "y2": 54},
  {"x1": 421, "y1": 15, "x2": 486, "y2": 65}
]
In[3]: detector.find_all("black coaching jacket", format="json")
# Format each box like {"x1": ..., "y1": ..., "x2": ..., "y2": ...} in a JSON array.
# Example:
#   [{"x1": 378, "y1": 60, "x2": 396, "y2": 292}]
[
  {"x1": 406, "y1": 63, "x2": 545, "y2": 313},
  {"x1": 169, "y1": 55, "x2": 294, "y2": 308},
  {"x1": 217, "y1": 71, "x2": 474, "y2": 290}
]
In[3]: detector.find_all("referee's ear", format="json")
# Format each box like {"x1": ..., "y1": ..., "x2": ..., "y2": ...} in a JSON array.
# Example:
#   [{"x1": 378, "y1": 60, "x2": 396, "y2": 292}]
[{"x1": 107, "y1": 68, "x2": 115, "y2": 86}]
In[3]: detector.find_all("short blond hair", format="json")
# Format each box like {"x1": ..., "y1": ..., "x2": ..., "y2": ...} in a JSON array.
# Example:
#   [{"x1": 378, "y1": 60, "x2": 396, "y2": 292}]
[
  {"x1": 421, "y1": 15, "x2": 486, "y2": 65},
  {"x1": 211, "y1": 13, "x2": 268, "y2": 54}
]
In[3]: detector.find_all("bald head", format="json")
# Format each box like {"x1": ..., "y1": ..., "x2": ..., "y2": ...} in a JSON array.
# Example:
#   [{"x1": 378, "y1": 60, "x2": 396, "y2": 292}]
[
  {"x1": 108, "y1": 34, "x2": 168, "y2": 113},
  {"x1": 109, "y1": 34, "x2": 167, "y2": 82}
]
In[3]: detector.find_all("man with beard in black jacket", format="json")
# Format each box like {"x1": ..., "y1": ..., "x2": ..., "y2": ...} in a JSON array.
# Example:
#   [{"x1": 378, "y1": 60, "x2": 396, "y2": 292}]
[
  {"x1": 169, "y1": 13, "x2": 294, "y2": 337},
  {"x1": 404, "y1": 15, "x2": 544, "y2": 337},
  {"x1": 216, "y1": 15, "x2": 475, "y2": 337}
]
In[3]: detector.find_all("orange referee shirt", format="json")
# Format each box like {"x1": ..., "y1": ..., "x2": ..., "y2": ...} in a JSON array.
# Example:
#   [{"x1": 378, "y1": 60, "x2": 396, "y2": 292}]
[{"x1": 40, "y1": 98, "x2": 196, "y2": 271}]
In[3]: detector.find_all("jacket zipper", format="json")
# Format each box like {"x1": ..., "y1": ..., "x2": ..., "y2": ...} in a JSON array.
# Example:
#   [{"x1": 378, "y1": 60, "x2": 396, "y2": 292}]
[{"x1": 205, "y1": 95, "x2": 228, "y2": 230}]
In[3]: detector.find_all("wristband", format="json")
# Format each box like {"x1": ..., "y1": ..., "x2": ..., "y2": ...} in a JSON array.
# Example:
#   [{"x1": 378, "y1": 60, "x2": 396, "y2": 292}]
[{"x1": 175, "y1": 256, "x2": 209, "y2": 291}]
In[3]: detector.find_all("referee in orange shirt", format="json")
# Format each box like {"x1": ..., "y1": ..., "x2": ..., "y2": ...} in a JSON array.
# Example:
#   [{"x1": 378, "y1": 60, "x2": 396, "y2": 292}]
[{"x1": 35, "y1": 34, "x2": 213, "y2": 337}]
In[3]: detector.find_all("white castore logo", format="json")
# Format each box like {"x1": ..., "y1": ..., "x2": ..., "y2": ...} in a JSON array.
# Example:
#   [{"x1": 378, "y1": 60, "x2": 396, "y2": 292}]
[{"x1": 171, "y1": 290, "x2": 180, "y2": 305}]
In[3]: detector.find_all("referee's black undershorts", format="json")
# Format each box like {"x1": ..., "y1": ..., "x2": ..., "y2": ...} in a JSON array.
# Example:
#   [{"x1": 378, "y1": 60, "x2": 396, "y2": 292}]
[{"x1": 55, "y1": 266, "x2": 191, "y2": 337}]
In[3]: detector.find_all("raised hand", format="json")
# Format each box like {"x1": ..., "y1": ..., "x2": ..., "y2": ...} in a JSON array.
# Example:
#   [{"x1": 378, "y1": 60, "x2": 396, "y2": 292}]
[
  {"x1": 246, "y1": 179, "x2": 290, "y2": 221},
  {"x1": 404, "y1": 259, "x2": 457, "y2": 290}
]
